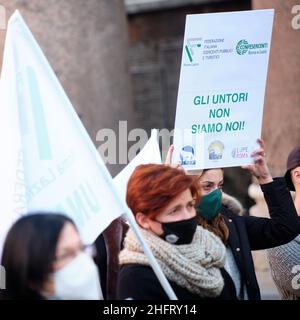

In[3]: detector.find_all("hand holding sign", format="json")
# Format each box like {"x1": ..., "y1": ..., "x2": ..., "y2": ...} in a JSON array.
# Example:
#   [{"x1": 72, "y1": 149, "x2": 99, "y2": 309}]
[
  {"x1": 165, "y1": 145, "x2": 182, "y2": 169},
  {"x1": 241, "y1": 139, "x2": 273, "y2": 185}
]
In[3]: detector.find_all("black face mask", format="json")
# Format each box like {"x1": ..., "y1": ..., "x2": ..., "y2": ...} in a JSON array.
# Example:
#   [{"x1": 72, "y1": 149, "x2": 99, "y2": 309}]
[{"x1": 156, "y1": 216, "x2": 198, "y2": 245}]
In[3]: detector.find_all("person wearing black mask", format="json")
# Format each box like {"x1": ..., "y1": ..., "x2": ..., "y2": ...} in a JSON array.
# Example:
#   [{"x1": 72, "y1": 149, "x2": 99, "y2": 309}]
[{"x1": 117, "y1": 164, "x2": 237, "y2": 300}]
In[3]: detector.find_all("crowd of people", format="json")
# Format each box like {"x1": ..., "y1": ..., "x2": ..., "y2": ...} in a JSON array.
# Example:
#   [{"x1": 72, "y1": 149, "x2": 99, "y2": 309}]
[{"x1": 0, "y1": 142, "x2": 299, "y2": 300}]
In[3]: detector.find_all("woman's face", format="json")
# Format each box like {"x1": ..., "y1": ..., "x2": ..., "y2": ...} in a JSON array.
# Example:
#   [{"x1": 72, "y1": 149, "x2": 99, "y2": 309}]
[
  {"x1": 138, "y1": 188, "x2": 196, "y2": 236},
  {"x1": 199, "y1": 169, "x2": 224, "y2": 195},
  {"x1": 53, "y1": 222, "x2": 83, "y2": 271},
  {"x1": 43, "y1": 222, "x2": 83, "y2": 295}
]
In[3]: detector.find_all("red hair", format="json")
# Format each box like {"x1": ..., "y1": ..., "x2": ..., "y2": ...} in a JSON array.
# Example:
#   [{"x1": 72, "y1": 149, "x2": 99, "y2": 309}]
[{"x1": 126, "y1": 164, "x2": 201, "y2": 218}]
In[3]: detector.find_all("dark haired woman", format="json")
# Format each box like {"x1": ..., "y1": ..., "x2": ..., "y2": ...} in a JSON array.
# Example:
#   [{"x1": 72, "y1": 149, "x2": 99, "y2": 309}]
[
  {"x1": 166, "y1": 139, "x2": 300, "y2": 300},
  {"x1": 117, "y1": 164, "x2": 237, "y2": 300},
  {"x1": 0, "y1": 213, "x2": 103, "y2": 300}
]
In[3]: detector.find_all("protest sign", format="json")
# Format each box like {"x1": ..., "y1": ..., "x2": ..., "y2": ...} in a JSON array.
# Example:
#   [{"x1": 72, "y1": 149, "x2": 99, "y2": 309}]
[{"x1": 173, "y1": 9, "x2": 274, "y2": 170}]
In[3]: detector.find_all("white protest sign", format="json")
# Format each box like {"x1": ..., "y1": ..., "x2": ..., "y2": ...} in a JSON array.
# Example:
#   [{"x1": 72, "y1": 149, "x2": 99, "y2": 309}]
[
  {"x1": 114, "y1": 129, "x2": 162, "y2": 205},
  {"x1": 0, "y1": 11, "x2": 125, "y2": 245},
  {"x1": 173, "y1": 9, "x2": 274, "y2": 170}
]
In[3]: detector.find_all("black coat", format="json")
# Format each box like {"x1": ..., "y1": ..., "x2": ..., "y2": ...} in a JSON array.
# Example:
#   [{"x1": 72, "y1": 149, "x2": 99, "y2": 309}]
[
  {"x1": 117, "y1": 264, "x2": 237, "y2": 300},
  {"x1": 221, "y1": 178, "x2": 300, "y2": 300},
  {"x1": 93, "y1": 217, "x2": 129, "y2": 299}
]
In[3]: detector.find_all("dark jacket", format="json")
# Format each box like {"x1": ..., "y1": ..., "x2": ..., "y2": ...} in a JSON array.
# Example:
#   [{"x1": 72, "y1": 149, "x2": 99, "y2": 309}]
[
  {"x1": 117, "y1": 264, "x2": 237, "y2": 300},
  {"x1": 94, "y1": 217, "x2": 129, "y2": 300},
  {"x1": 221, "y1": 178, "x2": 300, "y2": 300}
]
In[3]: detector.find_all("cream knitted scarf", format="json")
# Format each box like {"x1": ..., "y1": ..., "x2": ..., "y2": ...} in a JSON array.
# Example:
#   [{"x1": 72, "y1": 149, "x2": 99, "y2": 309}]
[{"x1": 119, "y1": 226, "x2": 226, "y2": 297}]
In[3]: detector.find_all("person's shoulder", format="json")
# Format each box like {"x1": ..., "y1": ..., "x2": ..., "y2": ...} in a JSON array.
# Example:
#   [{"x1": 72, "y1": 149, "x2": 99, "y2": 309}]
[
  {"x1": 221, "y1": 192, "x2": 244, "y2": 216},
  {"x1": 117, "y1": 264, "x2": 168, "y2": 300},
  {"x1": 119, "y1": 264, "x2": 156, "y2": 281},
  {"x1": 269, "y1": 234, "x2": 300, "y2": 257},
  {"x1": 221, "y1": 204, "x2": 242, "y2": 221},
  {"x1": 221, "y1": 201, "x2": 245, "y2": 227}
]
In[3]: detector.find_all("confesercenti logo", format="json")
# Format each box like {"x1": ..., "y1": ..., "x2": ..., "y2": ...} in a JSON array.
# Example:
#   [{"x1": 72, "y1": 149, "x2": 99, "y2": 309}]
[{"x1": 236, "y1": 39, "x2": 268, "y2": 55}]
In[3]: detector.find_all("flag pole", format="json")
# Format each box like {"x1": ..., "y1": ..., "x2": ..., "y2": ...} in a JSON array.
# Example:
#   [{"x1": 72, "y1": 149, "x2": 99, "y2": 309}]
[
  {"x1": 124, "y1": 209, "x2": 178, "y2": 300},
  {"x1": 113, "y1": 129, "x2": 176, "y2": 299}
]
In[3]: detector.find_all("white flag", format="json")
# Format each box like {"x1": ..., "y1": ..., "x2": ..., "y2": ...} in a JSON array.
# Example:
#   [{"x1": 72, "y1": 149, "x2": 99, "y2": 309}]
[
  {"x1": 113, "y1": 129, "x2": 161, "y2": 204},
  {"x1": 0, "y1": 10, "x2": 125, "y2": 245},
  {"x1": 0, "y1": 11, "x2": 178, "y2": 299},
  {"x1": 0, "y1": 26, "x2": 24, "y2": 258}
]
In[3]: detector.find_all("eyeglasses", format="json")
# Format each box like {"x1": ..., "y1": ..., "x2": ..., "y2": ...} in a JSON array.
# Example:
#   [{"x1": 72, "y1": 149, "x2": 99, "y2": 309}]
[{"x1": 54, "y1": 244, "x2": 97, "y2": 264}]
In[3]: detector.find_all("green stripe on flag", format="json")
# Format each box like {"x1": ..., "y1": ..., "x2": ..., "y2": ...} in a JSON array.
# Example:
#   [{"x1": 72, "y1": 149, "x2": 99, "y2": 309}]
[{"x1": 27, "y1": 66, "x2": 53, "y2": 160}]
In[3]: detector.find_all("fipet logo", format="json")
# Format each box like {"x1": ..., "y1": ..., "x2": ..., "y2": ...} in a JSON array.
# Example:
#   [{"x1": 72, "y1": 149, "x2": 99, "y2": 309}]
[
  {"x1": 208, "y1": 141, "x2": 224, "y2": 160},
  {"x1": 0, "y1": 265, "x2": 5, "y2": 290},
  {"x1": 236, "y1": 39, "x2": 268, "y2": 55},
  {"x1": 231, "y1": 147, "x2": 248, "y2": 159},
  {"x1": 184, "y1": 38, "x2": 202, "y2": 63}
]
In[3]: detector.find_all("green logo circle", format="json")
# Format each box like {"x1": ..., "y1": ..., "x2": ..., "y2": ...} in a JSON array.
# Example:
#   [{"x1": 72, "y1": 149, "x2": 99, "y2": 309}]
[{"x1": 236, "y1": 39, "x2": 248, "y2": 55}]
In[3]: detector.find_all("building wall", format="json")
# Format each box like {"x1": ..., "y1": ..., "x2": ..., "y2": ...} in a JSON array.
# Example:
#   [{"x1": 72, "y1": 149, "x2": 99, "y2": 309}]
[
  {"x1": 0, "y1": 0, "x2": 134, "y2": 176},
  {"x1": 253, "y1": 0, "x2": 300, "y2": 177}
]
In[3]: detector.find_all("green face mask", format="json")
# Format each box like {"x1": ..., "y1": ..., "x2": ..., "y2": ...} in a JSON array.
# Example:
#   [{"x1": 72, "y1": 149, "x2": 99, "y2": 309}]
[{"x1": 197, "y1": 188, "x2": 222, "y2": 221}]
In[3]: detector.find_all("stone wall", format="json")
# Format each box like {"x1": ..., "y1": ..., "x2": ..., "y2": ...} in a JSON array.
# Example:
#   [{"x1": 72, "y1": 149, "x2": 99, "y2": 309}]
[
  {"x1": 0, "y1": 0, "x2": 134, "y2": 175},
  {"x1": 253, "y1": 0, "x2": 300, "y2": 176}
]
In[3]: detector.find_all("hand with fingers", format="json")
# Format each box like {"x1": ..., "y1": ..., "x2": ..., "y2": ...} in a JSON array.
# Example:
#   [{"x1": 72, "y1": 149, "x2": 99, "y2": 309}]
[
  {"x1": 241, "y1": 139, "x2": 273, "y2": 185},
  {"x1": 165, "y1": 145, "x2": 182, "y2": 169}
]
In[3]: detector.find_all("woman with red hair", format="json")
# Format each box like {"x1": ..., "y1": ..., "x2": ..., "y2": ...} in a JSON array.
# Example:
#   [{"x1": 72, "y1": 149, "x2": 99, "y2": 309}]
[{"x1": 117, "y1": 164, "x2": 237, "y2": 300}]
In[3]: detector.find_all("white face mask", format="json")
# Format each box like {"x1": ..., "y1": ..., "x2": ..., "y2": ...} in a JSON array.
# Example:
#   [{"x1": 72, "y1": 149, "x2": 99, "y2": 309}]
[{"x1": 53, "y1": 252, "x2": 103, "y2": 300}]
